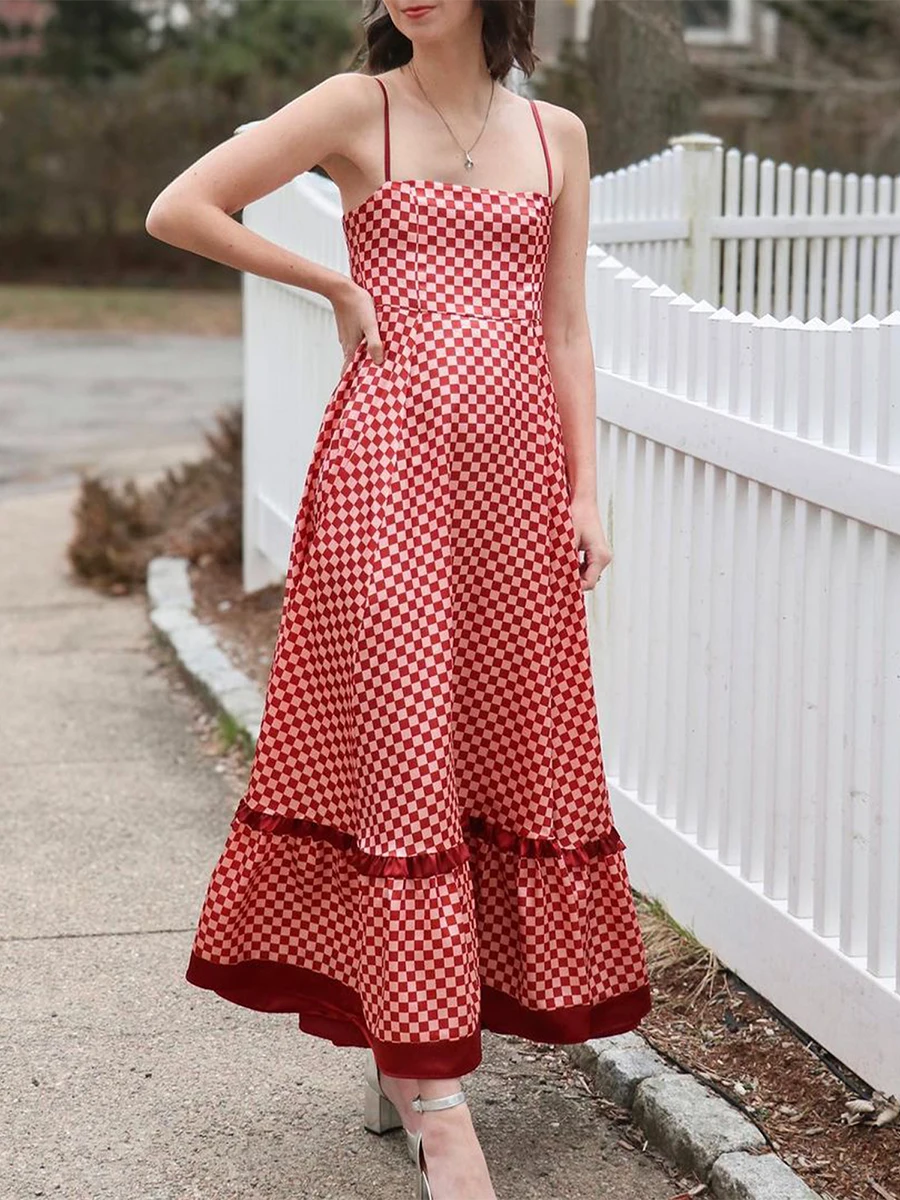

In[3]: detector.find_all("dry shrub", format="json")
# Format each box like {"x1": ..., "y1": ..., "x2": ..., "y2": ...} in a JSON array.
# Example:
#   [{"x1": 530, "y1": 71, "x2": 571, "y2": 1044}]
[
  {"x1": 637, "y1": 894, "x2": 725, "y2": 1008},
  {"x1": 67, "y1": 405, "x2": 242, "y2": 593}
]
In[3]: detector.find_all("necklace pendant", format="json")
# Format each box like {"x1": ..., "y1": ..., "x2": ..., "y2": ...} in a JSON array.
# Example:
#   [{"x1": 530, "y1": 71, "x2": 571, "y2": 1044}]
[{"x1": 464, "y1": 153, "x2": 474, "y2": 171}]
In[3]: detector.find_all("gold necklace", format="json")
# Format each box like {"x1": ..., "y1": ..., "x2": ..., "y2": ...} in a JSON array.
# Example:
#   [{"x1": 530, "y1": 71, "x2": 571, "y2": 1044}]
[{"x1": 405, "y1": 62, "x2": 495, "y2": 171}]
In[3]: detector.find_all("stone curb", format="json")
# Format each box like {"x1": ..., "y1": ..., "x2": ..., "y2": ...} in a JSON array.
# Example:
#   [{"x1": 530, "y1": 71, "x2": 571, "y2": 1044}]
[
  {"x1": 566, "y1": 1034, "x2": 821, "y2": 1199},
  {"x1": 145, "y1": 555, "x2": 821, "y2": 1200},
  {"x1": 146, "y1": 556, "x2": 263, "y2": 746}
]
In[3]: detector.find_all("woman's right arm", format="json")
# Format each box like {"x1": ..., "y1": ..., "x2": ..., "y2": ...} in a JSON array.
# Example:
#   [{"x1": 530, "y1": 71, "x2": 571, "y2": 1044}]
[{"x1": 145, "y1": 72, "x2": 384, "y2": 364}]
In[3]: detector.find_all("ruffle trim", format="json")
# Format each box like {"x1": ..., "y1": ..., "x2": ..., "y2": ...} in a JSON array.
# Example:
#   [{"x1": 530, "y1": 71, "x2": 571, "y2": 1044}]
[{"x1": 233, "y1": 799, "x2": 626, "y2": 880}]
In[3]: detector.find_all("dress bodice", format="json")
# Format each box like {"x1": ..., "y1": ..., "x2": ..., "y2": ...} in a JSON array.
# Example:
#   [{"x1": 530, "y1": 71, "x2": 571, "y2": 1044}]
[{"x1": 342, "y1": 179, "x2": 554, "y2": 323}]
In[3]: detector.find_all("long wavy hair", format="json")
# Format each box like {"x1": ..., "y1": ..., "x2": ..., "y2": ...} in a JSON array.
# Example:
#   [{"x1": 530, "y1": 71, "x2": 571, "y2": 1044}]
[{"x1": 351, "y1": 0, "x2": 539, "y2": 81}]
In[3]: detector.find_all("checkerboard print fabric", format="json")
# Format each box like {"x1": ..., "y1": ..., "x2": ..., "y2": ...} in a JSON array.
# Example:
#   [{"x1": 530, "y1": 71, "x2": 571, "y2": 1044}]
[{"x1": 186, "y1": 177, "x2": 652, "y2": 1079}]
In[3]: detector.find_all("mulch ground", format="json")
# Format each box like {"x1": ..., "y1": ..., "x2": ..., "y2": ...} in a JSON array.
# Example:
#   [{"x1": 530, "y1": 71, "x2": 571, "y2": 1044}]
[
  {"x1": 638, "y1": 945, "x2": 900, "y2": 1199},
  {"x1": 191, "y1": 556, "x2": 900, "y2": 1200},
  {"x1": 190, "y1": 557, "x2": 285, "y2": 690}
]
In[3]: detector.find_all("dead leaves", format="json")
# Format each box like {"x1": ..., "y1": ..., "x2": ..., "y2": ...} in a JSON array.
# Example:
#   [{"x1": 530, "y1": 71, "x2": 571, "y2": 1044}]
[{"x1": 841, "y1": 1092, "x2": 900, "y2": 1129}]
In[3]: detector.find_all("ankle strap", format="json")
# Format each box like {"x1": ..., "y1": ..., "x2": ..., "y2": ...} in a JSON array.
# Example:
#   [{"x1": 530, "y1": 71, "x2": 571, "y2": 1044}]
[{"x1": 410, "y1": 1090, "x2": 466, "y2": 1113}]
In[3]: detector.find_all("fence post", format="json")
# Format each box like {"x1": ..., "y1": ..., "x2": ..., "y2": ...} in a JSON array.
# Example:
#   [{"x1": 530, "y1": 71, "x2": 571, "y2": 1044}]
[{"x1": 668, "y1": 132, "x2": 724, "y2": 304}]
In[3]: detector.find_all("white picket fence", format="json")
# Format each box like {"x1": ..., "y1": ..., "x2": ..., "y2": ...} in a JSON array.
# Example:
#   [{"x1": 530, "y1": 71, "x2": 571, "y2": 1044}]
[
  {"x1": 592, "y1": 133, "x2": 900, "y2": 324},
  {"x1": 241, "y1": 172, "x2": 349, "y2": 593},
  {"x1": 586, "y1": 251, "x2": 900, "y2": 1103},
  {"x1": 241, "y1": 163, "x2": 900, "y2": 1101}
]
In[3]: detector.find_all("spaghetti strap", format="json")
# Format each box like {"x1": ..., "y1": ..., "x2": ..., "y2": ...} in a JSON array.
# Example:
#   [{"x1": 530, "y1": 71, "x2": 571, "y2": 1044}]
[
  {"x1": 528, "y1": 98, "x2": 553, "y2": 200},
  {"x1": 374, "y1": 75, "x2": 391, "y2": 183}
]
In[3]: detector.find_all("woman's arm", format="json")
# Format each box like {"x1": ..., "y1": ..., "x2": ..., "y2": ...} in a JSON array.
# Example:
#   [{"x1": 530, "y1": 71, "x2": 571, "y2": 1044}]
[
  {"x1": 539, "y1": 102, "x2": 611, "y2": 592},
  {"x1": 145, "y1": 71, "x2": 385, "y2": 364}
]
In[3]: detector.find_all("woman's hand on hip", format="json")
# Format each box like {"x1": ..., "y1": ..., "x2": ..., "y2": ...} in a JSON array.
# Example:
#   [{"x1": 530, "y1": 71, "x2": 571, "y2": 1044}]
[{"x1": 331, "y1": 278, "x2": 384, "y2": 369}]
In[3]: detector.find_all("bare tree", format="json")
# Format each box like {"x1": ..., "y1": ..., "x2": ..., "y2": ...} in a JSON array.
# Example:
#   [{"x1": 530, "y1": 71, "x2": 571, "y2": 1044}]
[
  {"x1": 588, "y1": 0, "x2": 698, "y2": 171},
  {"x1": 538, "y1": 0, "x2": 698, "y2": 174}
]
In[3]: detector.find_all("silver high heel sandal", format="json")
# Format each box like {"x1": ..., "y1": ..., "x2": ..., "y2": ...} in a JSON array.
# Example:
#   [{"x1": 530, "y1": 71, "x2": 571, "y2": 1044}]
[
  {"x1": 410, "y1": 1087, "x2": 468, "y2": 1200},
  {"x1": 363, "y1": 1048, "x2": 419, "y2": 1164}
]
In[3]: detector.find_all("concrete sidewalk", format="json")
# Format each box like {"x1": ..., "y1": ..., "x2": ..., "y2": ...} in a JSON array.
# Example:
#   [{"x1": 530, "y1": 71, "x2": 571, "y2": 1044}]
[{"x1": 0, "y1": 332, "x2": 680, "y2": 1200}]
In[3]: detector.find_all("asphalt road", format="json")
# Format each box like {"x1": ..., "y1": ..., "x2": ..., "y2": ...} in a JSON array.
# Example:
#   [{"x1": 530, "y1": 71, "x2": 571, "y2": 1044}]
[{"x1": 0, "y1": 329, "x2": 241, "y2": 494}]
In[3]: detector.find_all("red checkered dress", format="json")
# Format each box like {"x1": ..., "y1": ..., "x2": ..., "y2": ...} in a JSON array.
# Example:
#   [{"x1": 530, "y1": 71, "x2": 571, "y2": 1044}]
[{"x1": 186, "y1": 77, "x2": 652, "y2": 1079}]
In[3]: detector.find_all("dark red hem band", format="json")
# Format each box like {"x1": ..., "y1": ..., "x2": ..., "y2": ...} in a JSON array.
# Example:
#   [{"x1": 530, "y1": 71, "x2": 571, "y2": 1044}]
[
  {"x1": 233, "y1": 800, "x2": 627, "y2": 879},
  {"x1": 185, "y1": 951, "x2": 652, "y2": 1079}
]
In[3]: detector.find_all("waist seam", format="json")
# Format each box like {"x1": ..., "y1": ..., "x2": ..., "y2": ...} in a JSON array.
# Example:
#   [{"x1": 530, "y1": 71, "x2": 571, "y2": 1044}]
[{"x1": 374, "y1": 301, "x2": 542, "y2": 326}]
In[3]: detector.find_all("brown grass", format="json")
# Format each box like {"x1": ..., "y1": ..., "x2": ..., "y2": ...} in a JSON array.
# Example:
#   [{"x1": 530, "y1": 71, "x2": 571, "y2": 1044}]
[{"x1": 0, "y1": 284, "x2": 241, "y2": 335}]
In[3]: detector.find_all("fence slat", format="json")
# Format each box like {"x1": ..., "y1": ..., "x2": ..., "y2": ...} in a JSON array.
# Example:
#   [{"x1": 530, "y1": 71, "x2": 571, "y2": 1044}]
[
  {"x1": 774, "y1": 161, "x2": 793, "y2": 318},
  {"x1": 791, "y1": 165, "x2": 810, "y2": 321}
]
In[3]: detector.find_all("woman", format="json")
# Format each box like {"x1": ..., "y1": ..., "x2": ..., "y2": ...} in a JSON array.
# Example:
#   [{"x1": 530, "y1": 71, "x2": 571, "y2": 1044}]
[{"x1": 146, "y1": 2, "x2": 652, "y2": 1197}]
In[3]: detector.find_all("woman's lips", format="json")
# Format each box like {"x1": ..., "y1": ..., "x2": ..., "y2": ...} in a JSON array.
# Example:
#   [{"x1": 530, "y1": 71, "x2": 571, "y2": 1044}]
[{"x1": 404, "y1": 5, "x2": 434, "y2": 17}]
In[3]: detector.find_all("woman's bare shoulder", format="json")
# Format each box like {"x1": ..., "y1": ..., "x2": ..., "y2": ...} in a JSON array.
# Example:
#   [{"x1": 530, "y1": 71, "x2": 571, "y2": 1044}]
[
  {"x1": 245, "y1": 70, "x2": 384, "y2": 174},
  {"x1": 529, "y1": 97, "x2": 588, "y2": 200},
  {"x1": 283, "y1": 70, "x2": 382, "y2": 122},
  {"x1": 531, "y1": 96, "x2": 587, "y2": 142}
]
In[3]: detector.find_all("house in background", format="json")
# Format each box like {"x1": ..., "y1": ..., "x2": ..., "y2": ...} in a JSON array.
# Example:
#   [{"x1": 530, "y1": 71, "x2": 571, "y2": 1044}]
[
  {"x1": 536, "y1": 0, "x2": 779, "y2": 60},
  {"x1": 0, "y1": 0, "x2": 51, "y2": 61},
  {"x1": 679, "y1": 0, "x2": 782, "y2": 145},
  {"x1": 534, "y1": 0, "x2": 825, "y2": 164},
  {"x1": 680, "y1": 0, "x2": 778, "y2": 55}
]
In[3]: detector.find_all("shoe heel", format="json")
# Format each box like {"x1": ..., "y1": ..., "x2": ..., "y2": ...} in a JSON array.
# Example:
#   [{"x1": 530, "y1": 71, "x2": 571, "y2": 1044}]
[
  {"x1": 363, "y1": 1050, "x2": 405, "y2": 1136},
  {"x1": 413, "y1": 1129, "x2": 432, "y2": 1200},
  {"x1": 364, "y1": 1079, "x2": 404, "y2": 1135}
]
